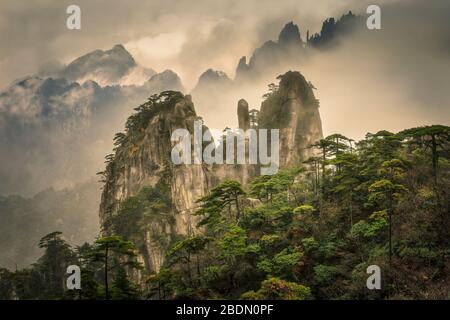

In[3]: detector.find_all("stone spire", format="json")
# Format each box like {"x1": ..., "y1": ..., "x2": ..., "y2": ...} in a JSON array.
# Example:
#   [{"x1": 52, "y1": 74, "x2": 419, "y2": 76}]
[{"x1": 237, "y1": 99, "x2": 250, "y2": 130}]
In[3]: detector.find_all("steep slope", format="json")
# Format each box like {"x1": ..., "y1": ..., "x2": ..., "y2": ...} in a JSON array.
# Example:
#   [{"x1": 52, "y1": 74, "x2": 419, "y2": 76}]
[
  {"x1": 190, "y1": 69, "x2": 234, "y2": 129},
  {"x1": 308, "y1": 11, "x2": 362, "y2": 48},
  {"x1": 191, "y1": 14, "x2": 361, "y2": 131},
  {"x1": 0, "y1": 76, "x2": 126, "y2": 195},
  {"x1": 0, "y1": 46, "x2": 184, "y2": 196},
  {"x1": 259, "y1": 71, "x2": 323, "y2": 166},
  {"x1": 0, "y1": 179, "x2": 100, "y2": 269},
  {"x1": 99, "y1": 71, "x2": 323, "y2": 273},
  {"x1": 61, "y1": 44, "x2": 155, "y2": 86},
  {"x1": 99, "y1": 92, "x2": 211, "y2": 271},
  {"x1": 235, "y1": 13, "x2": 361, "y2": 81}
]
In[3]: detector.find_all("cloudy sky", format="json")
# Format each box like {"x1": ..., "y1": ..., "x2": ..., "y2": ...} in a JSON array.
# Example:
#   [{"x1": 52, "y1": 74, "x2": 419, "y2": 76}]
[
  {"x1": 0, "y1": 0, "x2": 449, "y2": 139},
  {"x1": 0, "y1": 0, "x2": 386, "y2": 88}
]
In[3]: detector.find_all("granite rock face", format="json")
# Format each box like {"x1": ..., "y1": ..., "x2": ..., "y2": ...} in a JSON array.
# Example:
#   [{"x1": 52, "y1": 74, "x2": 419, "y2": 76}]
[
  {"x1": 99, "y1": 71, "x2": 323, "y2": 273},
  {"x1": 99, "y1": 94, "x2": 254, "y2": 272},
  {"x1": 99, "y1": 94, "x2": 208, "y2": 271},
  {"x1": 278, "y1": 22, "x2": 302, "y2": 47},
  {"x1": 0, "y1": 44, "x2": 184, "y2": 196},
  {"x1": 259, "y1": 71, "x2": 323, "y2": 167},
  {"x1": 61, "y1": 44, "x2": 156, "y2": 86},
  {"x1": 237, "y1": 99, "x2": 250, "y2": 130}
]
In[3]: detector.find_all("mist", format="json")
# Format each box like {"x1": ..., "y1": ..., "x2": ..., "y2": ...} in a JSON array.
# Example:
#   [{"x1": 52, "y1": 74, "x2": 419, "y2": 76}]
[
  {"x1": 189, "y1": 0, "x2": 450, "y2": 139},
  {"x1": 0, "y1": 0, "x2": 449, "y2": 270},
  {"x1": 0, "y1": 0, "x2": 449, "y2": 191}
]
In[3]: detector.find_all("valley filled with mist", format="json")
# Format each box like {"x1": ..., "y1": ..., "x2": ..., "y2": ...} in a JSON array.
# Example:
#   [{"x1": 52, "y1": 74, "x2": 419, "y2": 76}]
[{"x1": 0, "y1": 0, "x2": 449, "y2": 300}]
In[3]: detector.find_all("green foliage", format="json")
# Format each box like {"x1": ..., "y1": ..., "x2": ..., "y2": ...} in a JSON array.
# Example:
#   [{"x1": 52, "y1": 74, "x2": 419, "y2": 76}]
[
  {"x1": 301, "y1": 237, "x2": 319, "y2": 253},
  {"x1": 242, "y1": 277, "x2": 311, "y2": 300},
  {"x1": 37, "y1": 232, "x2": 77, "y2": 298},
  {"x1": 117, "y1": 91, "x2": 185, "y2": 152},
  {"x1": 0, "y1": 268, "x2": 14, "y2": 299},
  {"x1": 272, "y1": 248, "x2": 302, "y2": 275},
  {"x1": 106, "y1": 185, "x2": 174, "y2": 242},
  {"x1": 218, "y1": 226, "x2": 248, "y2": 258},
  {"x1": 195, "y1": 180, "x2": 246, "y2": 229},
  {"x1": 0, "y1": 180, "x2": 99, "y2": 269},
  {"x1": 350, "y1": 218, "x2": 387, "y2": 239},
  {"x1": 294, "y1": 205, "x2": 314, "y2": 215},
  {"x1": 167, "y1": 236, "x2": 212, "y2": 264},
  {"x1": 111, "y1": 267, "x2": 140, "y2": 300},
  {"x1": 2, "y1": 124, "x2": 449, "y2": 300},
  {"x1": 90, "y1": 235, "x2": 142, "y2": 300},
  {"x1": 314, "y1": 265, "x2": 341, "y2": 284},
  {"x1": 149, "y1": 124, "x2": 449, "y2": 300}
]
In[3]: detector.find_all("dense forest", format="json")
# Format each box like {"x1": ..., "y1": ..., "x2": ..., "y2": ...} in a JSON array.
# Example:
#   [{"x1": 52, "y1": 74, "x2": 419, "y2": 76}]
[
  {"x1": 0, "y1": 180, "x2": 99, "y2": 269},
  {"x1": 1, "y1": 122, "x2": 448, "y2": 300}
]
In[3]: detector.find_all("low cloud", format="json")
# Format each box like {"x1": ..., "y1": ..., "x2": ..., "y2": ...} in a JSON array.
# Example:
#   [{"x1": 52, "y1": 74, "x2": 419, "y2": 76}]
[{"x1": 0, "y1": 0, "x2": 448, "y2": 196}]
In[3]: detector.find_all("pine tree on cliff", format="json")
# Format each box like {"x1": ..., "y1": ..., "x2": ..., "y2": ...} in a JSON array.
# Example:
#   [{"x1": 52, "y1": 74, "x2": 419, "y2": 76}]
[{"x1": 90, "y1": 236, "x2": 141, "y2": 300}]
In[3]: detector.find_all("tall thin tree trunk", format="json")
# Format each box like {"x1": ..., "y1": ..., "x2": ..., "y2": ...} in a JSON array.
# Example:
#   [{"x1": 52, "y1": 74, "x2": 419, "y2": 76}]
[
  {"x1": 431, "y1": 134, "x2": 438, "y2": 186},
  {"x1": 196, "y1": 255, "x2": 201, "y2": 286},
  {"x1": 187, "y1": 254, "x2": 192, "y2": 286},
  {"x1": 322, "y1": 147, "x2": 326, "y2": 197},
  {"x1": 315, "y1": 161, "x2": 319, "y2": 196},
  {"x1": 387, "y1": 191, "x2": 393, "y2": 297},
  {"x1": 349, "y1": 191, "x2": 353, "y2": 229},
  {"x1": 320, "y1": 147, "x2": 326, "y2": 214},
  {"x1": 235, "y1": 195, "x2": 241, "y2": 221},
  {"x1": 104, "y1": 246, "x2": 109, "y2": 300}
]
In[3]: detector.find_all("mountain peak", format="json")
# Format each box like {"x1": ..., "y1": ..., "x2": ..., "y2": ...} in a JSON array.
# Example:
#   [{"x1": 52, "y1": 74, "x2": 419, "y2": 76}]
[
  {"x1": 109, "y1": 44, "x2": 135, "y2": 60},
  {"x1": 198, "y1": 69, "x2": 231, "y2": 85},
  {"x1": 278, "y1": 21, "x2": 302, "y2": 45},
  {"x1": 112, "y1": 44, "x2": 126, "y2": 51},
  {"x1": 235, "y1": 56, "x2": 249, "y2": 79},
  {"x1": 61, "y1": 45, "x2": 137, "y2": 86},
  {"x1": 192, "y1": 69, "x2": 232, "y2": 95},
  {"x1": 145, "y1": 69, "x2": 184, "y2": 93}
]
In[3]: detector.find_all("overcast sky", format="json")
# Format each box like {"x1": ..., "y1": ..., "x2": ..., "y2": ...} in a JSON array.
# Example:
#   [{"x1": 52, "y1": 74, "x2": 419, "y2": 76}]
[
  {"x1": 0, "y1": 0, "x2": 449, "y2": 138},
  {"x1": 0, "y1": 0, "x2": 388, "y2": 89}
]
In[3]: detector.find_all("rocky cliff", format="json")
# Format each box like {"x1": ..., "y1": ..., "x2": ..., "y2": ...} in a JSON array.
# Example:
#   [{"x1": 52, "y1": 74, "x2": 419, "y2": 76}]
[
  {"x1": 259, "y1": 71, "x2": 323, "y2": 167},
  {"x1": 99, "y1": 71, "x2": 323, "y2": 273},
  {"x1": 0, "y1": 44, "x2": 184, "y2": 196}
]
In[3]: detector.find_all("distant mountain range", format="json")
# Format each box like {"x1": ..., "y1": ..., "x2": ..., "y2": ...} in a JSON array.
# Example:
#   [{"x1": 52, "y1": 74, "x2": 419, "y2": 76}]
[
  {"x1": 191, "y1": 11, "x2": 362, "y2": 128},
  {"x1": 0, "y1": 11, "x2": 362, "y2": 196},
  {"x1": 0, "y1": 46, "x2": 183, "y2": 195},
  {"x1": 0, "y1": 179, "x2": 100, "y2": 269},
  {"x1": 0, "y1": 11, "x2": 363, "y2": 269}
]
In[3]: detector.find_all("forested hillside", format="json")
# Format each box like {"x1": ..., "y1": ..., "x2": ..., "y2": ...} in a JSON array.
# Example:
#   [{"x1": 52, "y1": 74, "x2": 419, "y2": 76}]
[
  {"x1": 1, "y1": 124, "x2": 448, "y2": 300},
  {"x1": 0, "y1": 180, "x2": 100, "y2": 269}
]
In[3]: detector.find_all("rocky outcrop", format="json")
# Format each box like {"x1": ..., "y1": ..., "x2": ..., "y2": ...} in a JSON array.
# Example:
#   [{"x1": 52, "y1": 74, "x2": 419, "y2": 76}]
[
  {"x1": 143, "y1": 70, "x2": 184, "y2": 94},
  {"x1": 190, "y1": 69, "x2": 234, "y2": 129},
  {"x1": 191, "y1": 69, "x2": 232, "y2": 99},
  {"x1": 259, "y1": 71, "x2": 323, "y2": 167},
  {"x1": 61, "y1": 44, "x2": 156, "y2": 86},
  {"x1": 99, "y1": 71, "x2": 323, "y2": 273},
  {"x1": 308, "y1": 11, "x2": 361, "y2": 49},
  {"x1": 0, "y1": 45, "x2": 185, "y2": 196},
  {"x1": 234, "y1": 22, "x2": 304, "y2": 80},
  {"x1": 234, "y1": 14, "x2": 361, "y2": 81},
  {"x1": 278, "y1": 22, "x2": 302, "y2": 47},
  {"x1": 237, "y1": 99, "x2": 250, "y2": 130},
  {"x1": 235, "y1": 57, "x2": 250, "y2": 81},
  {"x1": 100, "y1": 93, "x2": 207, "y2": 271},
  {"x1": 99, "y1": 93, "x2": 255, "y2": 272}
]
